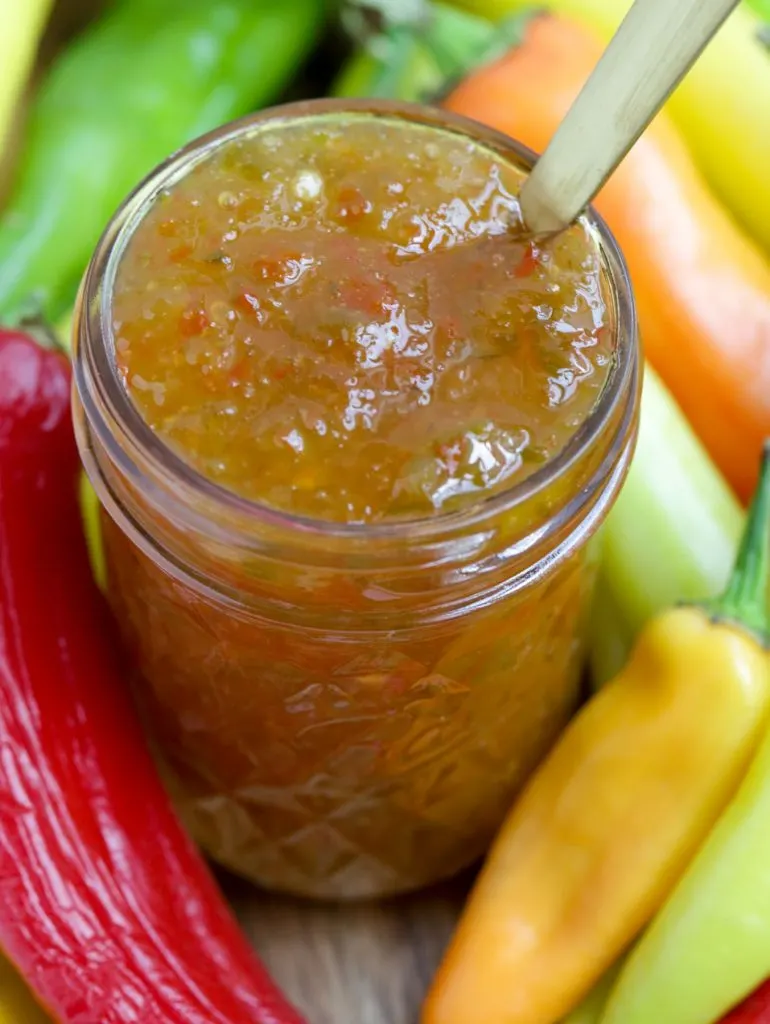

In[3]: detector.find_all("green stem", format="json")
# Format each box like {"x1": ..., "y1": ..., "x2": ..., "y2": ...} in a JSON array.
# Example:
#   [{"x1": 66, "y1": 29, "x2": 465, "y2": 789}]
[
  {"x1": 423, "y1": 6, "x2": 535, "y2": 91},
  {"x1": 335, "y1": 1, "x2": 534, "y2": 104},
  {"x1": 703, "y1": 440, "x2": 770, "y2": 640},
  {"x1": 340, "y1": 0, "x2": 429, "y2": 44},
  {"x1": 334, "y1": 1, "x2": 443, "y2": 101}
]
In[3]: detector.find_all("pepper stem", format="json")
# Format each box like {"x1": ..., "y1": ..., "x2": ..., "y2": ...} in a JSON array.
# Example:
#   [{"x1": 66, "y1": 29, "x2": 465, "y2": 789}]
[
  {"x1": 424, "y1": 8, "x2": 535, "y2": 92},
  {"x1": 704, "y1": 441, "x2": 770, "y2": 640}
]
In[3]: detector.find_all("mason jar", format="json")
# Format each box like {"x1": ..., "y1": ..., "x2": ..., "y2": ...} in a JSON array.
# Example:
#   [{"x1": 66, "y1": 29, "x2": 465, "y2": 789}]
[{"x1": 72, "y1": 99, "x2": 640, "y2": 900}]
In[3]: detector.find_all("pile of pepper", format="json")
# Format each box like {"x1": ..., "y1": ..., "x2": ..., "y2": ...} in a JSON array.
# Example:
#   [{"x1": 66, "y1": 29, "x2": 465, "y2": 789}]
[{"x1": 1, "y1": 0, "x2": 770, "y2": 1021}]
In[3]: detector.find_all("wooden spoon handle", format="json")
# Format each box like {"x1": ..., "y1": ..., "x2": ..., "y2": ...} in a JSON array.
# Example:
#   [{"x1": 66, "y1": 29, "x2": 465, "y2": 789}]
[{"x1": 519, "y1": 0, "x2": 740, "y2": 234}]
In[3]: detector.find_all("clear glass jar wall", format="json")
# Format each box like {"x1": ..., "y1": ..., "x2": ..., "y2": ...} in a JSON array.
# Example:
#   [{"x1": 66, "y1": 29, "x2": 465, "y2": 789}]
[{"x1": 73, "y1": 99, "x2": 640, "y2": 899}]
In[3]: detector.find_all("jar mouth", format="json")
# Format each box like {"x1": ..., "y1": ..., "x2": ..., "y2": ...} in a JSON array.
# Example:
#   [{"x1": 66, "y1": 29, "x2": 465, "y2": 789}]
[{"x1": 74, "y1": 97, "x2": 638, "y2": 546}]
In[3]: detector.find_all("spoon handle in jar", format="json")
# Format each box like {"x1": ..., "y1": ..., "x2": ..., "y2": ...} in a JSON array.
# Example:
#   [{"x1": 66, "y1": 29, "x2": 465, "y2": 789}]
[{"x1": 518, "y1": 0, "x2": 740, "y2": 235}]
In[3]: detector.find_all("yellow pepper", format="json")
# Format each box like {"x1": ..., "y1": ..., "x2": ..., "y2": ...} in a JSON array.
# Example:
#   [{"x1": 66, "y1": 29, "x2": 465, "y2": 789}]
[
  {"x1": 449, "y1": 0, "x2": 770, "y2": 254},
  {"x1": 0, "y1": 0, "x2": 53, "y2": 156},
  {"x1": 422, "y1": 446, "x2": 770, "y2": 1024}
]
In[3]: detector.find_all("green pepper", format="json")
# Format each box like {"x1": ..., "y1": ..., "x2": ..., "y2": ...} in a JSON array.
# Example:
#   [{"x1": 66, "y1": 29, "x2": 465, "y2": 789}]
[
  {"x1": 0, "y1": 0, "x2": 324, "y2": 323},
  {"x1": 587, "y1": 568, "x2": 635, "y2": 687},
  {"x1": 332, "y1": 0, "x2": 527, "y2": 101},
  {"x1": 592, "y1": 365, "x2": 743, "y2": 686},
  {"x1": 600, "y1": 665, "x2": 770, "y2": 1024}
]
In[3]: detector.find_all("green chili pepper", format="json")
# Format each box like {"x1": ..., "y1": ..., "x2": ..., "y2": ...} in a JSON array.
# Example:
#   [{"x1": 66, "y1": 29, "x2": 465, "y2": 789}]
[
  {"x1": 592, "y1": 365, "x2": 743, "y2": 686},
  {"x1": 0, "y1": 0, "x2": 324, "y2": 323},
  {"x1": 600, "y1": 669, "x2": 770, "y2": 1024}
]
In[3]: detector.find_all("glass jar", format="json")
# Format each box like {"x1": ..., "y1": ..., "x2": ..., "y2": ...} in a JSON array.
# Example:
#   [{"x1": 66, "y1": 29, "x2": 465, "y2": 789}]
[{"x1": 72, "y1": 99, "x2": 639, "y2": 901}]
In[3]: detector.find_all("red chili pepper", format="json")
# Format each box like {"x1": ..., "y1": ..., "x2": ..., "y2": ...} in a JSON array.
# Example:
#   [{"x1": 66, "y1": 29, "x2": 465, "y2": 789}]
[
  {"x1": 0, "y1": 328, "x2": 305, "y2": 1024},
  {"x1": 721, "y1": 979, "x2": 770, "y2": 1022}
]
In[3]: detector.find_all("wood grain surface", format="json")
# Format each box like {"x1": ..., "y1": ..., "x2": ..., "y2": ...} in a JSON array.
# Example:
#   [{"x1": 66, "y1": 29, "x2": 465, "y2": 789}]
[{"x1": 223, "y1": 873, "x2": 470, "y2": 1024}]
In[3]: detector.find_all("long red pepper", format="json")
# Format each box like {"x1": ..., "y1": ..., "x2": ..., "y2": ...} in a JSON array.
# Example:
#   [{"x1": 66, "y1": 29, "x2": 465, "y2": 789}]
[
  {"x1": 722, "y1": 979, "x2": 770, "y2": 1022},
  {"x1": 0, "y1": 328, "x2": 305, "y2": 1024}
]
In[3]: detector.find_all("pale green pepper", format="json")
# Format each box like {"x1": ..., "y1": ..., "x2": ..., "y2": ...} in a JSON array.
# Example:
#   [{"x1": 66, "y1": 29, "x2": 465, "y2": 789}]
[{"x1": 592, "y1": 365, "x2": 743, "y2": 685}]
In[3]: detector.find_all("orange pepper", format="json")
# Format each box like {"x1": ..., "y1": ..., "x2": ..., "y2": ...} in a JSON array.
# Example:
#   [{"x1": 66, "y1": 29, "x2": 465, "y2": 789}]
[{"x1": 444, "y1": 13, "x2": 770, "y2": 504}]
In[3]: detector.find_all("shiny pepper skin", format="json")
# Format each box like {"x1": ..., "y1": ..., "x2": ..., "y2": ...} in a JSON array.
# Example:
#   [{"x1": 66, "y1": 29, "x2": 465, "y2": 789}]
[{"x1": 0, "y1": 330, "x2": 305, "y2": 1024}]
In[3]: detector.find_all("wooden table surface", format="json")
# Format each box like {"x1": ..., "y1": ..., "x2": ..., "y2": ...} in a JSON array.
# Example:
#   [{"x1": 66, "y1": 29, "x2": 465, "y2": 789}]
[{"x1": 225, "y1": 873, "x2": 470, "y2": 1024}]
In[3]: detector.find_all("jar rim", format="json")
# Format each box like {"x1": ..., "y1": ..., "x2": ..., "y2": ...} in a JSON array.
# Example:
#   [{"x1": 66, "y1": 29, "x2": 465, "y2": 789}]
[{"x1": 74, "y1": 97, "x2": 638, "y2": 547}]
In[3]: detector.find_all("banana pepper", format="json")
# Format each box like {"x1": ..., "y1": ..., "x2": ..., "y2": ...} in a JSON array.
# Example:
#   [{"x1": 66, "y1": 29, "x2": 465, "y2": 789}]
[
  {"x1": 0, "y1": 0, "x2": 53, "y2": 157},
  {"x1": 422, "y1": 446, "x2": 770, "y2": 1024}
]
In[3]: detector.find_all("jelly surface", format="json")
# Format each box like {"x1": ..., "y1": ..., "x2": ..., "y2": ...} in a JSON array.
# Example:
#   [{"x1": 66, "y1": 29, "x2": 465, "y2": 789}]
[{"x1": 113, "y1": 114, "x2": 613, "y2": 522}]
